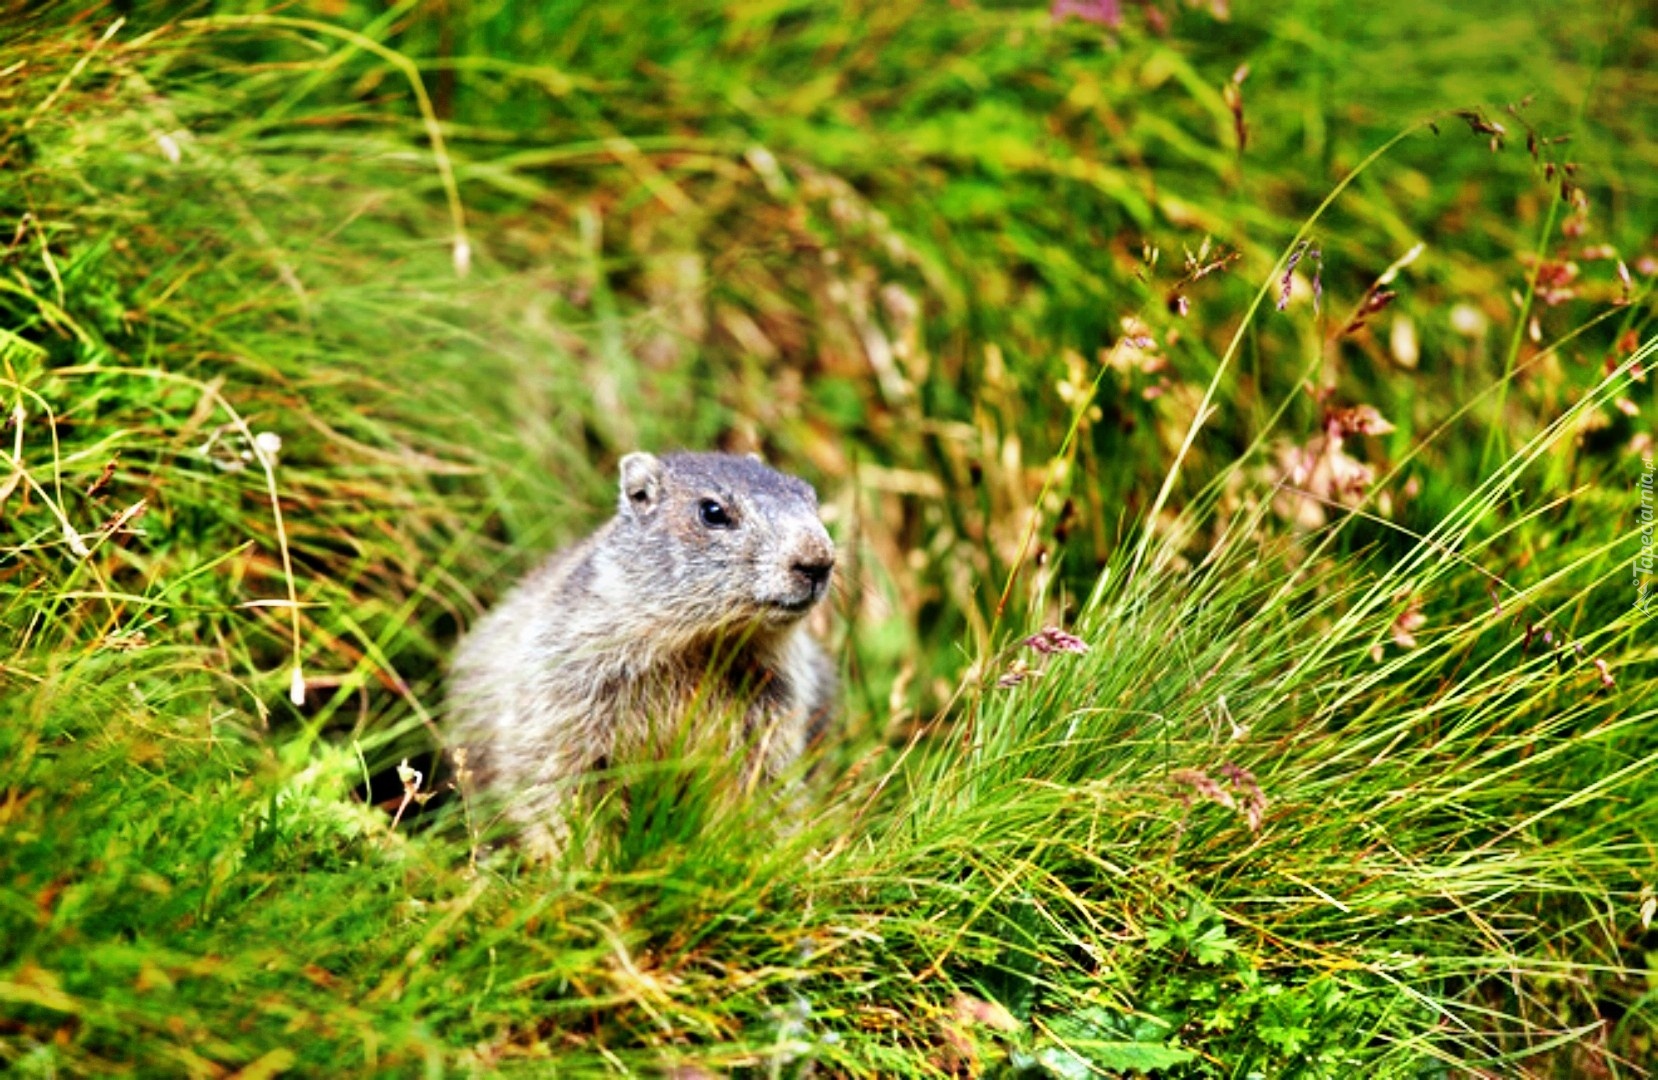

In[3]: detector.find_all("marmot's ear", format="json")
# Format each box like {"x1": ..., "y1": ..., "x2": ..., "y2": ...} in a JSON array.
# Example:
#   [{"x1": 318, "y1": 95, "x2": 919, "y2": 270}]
[{"x1": 618, "y1": 452, "x2": 663, "y2": 515}]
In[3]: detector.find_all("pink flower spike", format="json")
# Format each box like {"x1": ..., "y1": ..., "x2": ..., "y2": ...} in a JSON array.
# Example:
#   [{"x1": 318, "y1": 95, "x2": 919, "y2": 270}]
[
  {"x1": 1051, "y1": 0, "x2": 1122, "y2": 27},
  {"x1": 1024, "y1": 626, "x2": 1091, "y2": 655}
]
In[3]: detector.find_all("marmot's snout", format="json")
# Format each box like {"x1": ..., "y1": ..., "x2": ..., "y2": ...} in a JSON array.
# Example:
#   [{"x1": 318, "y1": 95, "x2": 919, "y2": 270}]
[
  {"x1": 793, "y1": 555, "x2": 832, "y2": 593},
  {"x1": 772, "y1": 526, "x2": 834, "y2": 613},
  {"x1": 790, "y1": 533, "x2": 835, "y2": 599}
]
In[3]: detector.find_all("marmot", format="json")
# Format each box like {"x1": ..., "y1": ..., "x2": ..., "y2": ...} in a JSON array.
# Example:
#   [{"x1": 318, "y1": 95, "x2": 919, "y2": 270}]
[{"x1": 447, "y1": 451, "x2": 836, "y2": 856}]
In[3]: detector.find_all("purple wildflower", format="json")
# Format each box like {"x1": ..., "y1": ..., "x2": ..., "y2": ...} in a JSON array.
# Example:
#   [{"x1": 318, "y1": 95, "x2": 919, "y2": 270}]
[
  {"x1": 1218, "y1": 763, "x2": 1268, "y2": 832},
  {"x1": 1024, "y1": 626, "x2": 1091, "y2": 655},
  {"x1": 1052, "y1": 0, "x2": 1122, "y2": 28},
  {"x1": 1173, "y1": 764, "x2": 1268, "y2": 833},
  {"x1": 1279, "y1": 240, "x2": 1311, "y2": 311}
]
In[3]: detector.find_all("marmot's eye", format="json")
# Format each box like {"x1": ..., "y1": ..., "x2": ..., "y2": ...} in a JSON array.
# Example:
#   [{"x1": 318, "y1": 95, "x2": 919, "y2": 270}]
[{"x1": 698, "y1": 499, "x2": 733, "y2": 529}]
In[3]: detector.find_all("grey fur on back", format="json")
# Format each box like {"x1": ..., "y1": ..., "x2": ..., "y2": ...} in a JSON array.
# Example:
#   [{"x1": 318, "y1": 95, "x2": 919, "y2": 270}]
[{"x1": 447, "y1": 451, "x2": 837, "y2": 856}]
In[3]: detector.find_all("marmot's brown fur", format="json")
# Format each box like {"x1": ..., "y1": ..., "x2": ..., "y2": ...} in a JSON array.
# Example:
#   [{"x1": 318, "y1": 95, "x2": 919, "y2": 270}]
[{"x1": 447, "y1": 451, "x2": 836, "y2": 856}]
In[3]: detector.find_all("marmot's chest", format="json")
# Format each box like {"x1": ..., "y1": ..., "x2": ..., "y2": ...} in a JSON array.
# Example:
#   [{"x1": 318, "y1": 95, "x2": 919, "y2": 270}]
[{"x1": 606, "y1": 658, "x2": 794, "y2": 761}]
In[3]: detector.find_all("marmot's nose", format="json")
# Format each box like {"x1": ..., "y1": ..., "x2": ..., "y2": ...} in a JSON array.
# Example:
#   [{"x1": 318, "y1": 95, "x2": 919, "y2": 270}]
[{"x1": 792, "y1": 556, "x2": 833, "y2": 592}]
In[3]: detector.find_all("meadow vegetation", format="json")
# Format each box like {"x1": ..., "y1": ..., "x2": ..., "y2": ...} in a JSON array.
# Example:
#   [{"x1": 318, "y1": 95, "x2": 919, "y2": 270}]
[{"x1": 2, "y1": 0, "x2": 1655, "y2": 1075}]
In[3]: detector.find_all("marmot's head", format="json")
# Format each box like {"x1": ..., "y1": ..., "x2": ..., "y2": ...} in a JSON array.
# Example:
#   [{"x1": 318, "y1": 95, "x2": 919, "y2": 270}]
[{"x1": 612, "y1": 451, "x2": 834, "y2": 632}]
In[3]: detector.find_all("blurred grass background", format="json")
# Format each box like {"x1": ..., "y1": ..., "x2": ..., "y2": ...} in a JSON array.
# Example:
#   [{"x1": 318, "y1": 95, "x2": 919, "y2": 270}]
[{"x1": 1, "y1": 0, "x2": 1655, "y2": 1075}]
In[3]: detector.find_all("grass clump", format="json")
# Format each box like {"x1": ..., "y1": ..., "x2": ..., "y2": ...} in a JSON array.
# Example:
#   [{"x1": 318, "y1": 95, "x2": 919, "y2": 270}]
[{"x1": 2, "y1": 1, "x2": 1655, "y2": 1076}]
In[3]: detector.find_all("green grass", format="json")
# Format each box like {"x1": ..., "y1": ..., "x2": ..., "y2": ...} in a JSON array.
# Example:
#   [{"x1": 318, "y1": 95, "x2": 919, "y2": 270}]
[{"x1": 2, "y1": 0, "x2": 1655, "y2": 1075}]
